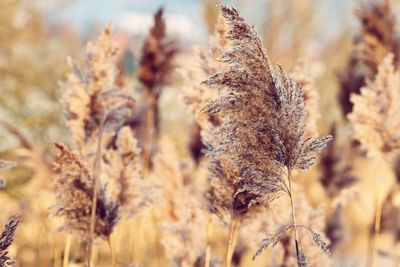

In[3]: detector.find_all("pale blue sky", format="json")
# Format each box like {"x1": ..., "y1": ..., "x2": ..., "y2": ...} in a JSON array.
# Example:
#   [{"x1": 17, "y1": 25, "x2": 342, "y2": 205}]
[{"x1": 45, "y1": 0, "x2": 352, "y2": 44}]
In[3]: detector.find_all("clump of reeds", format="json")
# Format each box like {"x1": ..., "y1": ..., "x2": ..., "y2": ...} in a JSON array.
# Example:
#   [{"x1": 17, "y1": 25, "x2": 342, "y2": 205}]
[
  {"x1": 202, "y1": 6, "x2": 332, "y2": 267},
  {"x1": 56, "y1": 24, "x2": 144, "y2": 266},
  {"x1": 0, "y1": 216, "x2": 19, "y2": 267},
  {"x1": 138, "y1": 8, "x2": 177, "y2": 172},
  {"x1": 339, "y1": 0, "x2": 399, "y2": 116}
]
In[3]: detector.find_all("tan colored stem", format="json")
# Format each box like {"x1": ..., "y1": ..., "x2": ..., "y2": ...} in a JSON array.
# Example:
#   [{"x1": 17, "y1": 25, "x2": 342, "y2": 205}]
[
  {"x1": 205, "y1": 213, "x2": 213, "y2": 267},
  {"x1": 143, "y1": 91, "x2": 157, "y2": 176},
  {"x1": 131, "y1": 216, "x2": 144, "y2": 264},
  {"x1": 367, "y1": 190, "x2": 383, "y2": 267},
  {"x1": 63, "y1": 234, "x2": 72, "y2": 267},
  {"x1": 88, "y1": 118, "x2": 106, "y2": 267},
  {"x1": 287, "y1": 168, "x2": 302, "y2": 267},
  {"x1": 108, "y1": 235, "x2": 116, "y2": 267},
  {"x1": 54, "y1": 238, "x2": 61, "y2": 267},
  {"x1": 224, "y1": 216, "x2": 241, "y2": 267}
]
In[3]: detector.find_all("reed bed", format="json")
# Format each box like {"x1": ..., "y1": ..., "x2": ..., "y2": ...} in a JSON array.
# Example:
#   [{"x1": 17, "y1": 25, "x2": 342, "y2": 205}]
[{"x1": 2, "y1": 0, "x2": 400, "y2": 267}]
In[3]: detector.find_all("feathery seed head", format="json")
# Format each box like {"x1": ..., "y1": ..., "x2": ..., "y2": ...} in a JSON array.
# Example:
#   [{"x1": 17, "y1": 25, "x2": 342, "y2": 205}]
[
  {"x1": 204, "y1": 6, "x2": 332, "y2": 218},
  {"x1": 0, "y1": 216, "x2": 19, "y2": 267},
  {"x1": 53, "y1": 143, "x2": 119, "y2": 240}
]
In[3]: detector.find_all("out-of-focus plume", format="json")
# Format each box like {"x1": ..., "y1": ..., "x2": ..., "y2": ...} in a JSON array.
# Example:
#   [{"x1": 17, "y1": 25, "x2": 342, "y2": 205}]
[
  {"x1": 53, "y1": 143, "x2": 119, "y2": 240},
  {"x1": 181, "y1": 15, "x2": 228, "y2": 162},
  {"x1": 103, "y1": 126, "x2": 159, "y2": 217},
  {"x1": 319, "y1": 125, "x2": 357, "y2": 199},
  {"x1": 348, "y1": 54, "x2": 400, "y2": 159},
  {"x1": 55, "y1": 25, "x2": 143, "y2": 241},
  {"x1": 339, "y1": 0, "x2": 399, "y2": 116},
  {"x1": 138, "y1": 8, "x2": 177, "y2": 172},
  {"x1": 154, "y1": 137, "x2": 205, "y2": 267},
  {"x1": 61, "y1": 24, "x2": 135, "y2": 156},
  {"x1": 202, "y1": 0, "x2": 221, "y2": 35}
]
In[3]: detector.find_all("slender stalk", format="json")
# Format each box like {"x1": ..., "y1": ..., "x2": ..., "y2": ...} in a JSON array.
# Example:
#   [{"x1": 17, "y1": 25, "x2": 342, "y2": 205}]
[
  {"x1": 108, "y1": 235, "x2": 116, "y2": 267},
  {"x1": 54, "y1": 238, "x2": 61, "y2": 267},
  {"x1": 143, "y1": 91, "x2": 157, "y2": 176},
  {"x1": 63, "y1": 234, "x2": 72, "y2": 267},
  {"x1": 205, "y1": 213, "x2": 213, "y2": 267},
  {"x1": 224, "y1": 216, "x2": 240, "y2": 267},
  {"x1": 367, "y1": 189, "x2": 383, "y2": 267},
  {"x1": 88, "y1": 117, "x2": 106, "y2": 267},
  {"x1": 130, "y1": 215, "x2": 144, "y2": 264},
  {"x1": 287, "y1": 167, "x2": 302, "y2": 267}
]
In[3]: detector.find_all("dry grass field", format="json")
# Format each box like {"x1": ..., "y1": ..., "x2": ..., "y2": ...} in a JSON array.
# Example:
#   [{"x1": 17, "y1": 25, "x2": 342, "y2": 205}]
[{"x1": 2, "y1": 0, "x2": 400, "y2": 267}]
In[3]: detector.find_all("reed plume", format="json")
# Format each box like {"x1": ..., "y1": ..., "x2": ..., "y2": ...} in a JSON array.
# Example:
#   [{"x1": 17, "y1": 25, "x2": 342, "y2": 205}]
[
  {"x1": 58, "y1": 23, "x2": 137, "y2": 224},
  {"x1": 348, "y1": 53, "x2": 400, "y2": 267},
  {"x1": 57, "y1": 25, "x2": 139, "y2": 266},
  {"x1": 319, "y1": 126, "x2": 357, "y2": 199},
  {"x1": 203, "y1": 6, "x2": 332, "y2": 267},
  {"x1": 103, "y1": 126, "x2": 158, "y2": 216},
  {"x1": 53, "y1": 142, "x2": 119, "y2": 240},
  {"x1": 138, "y1": 8, "x2": 177, "y2": 172},
  {"x1": 348, "y1": 54, "x2": 400, "y2": 159},
  {"x1": 339, "y1": 0, "x2": 399, "y2": 116},
  {"x1": 0, "y1": 216, "x2": 19, "y2": 267},
  {"x1": 61, "y1": 24, "x2": 135, "y2": 156},
  {"x1": 318, "y1": 126, "x2": 358, "y2": 252},
  {"x1": 291, "y1": 60, "x2": 320, "y2": 138}
]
